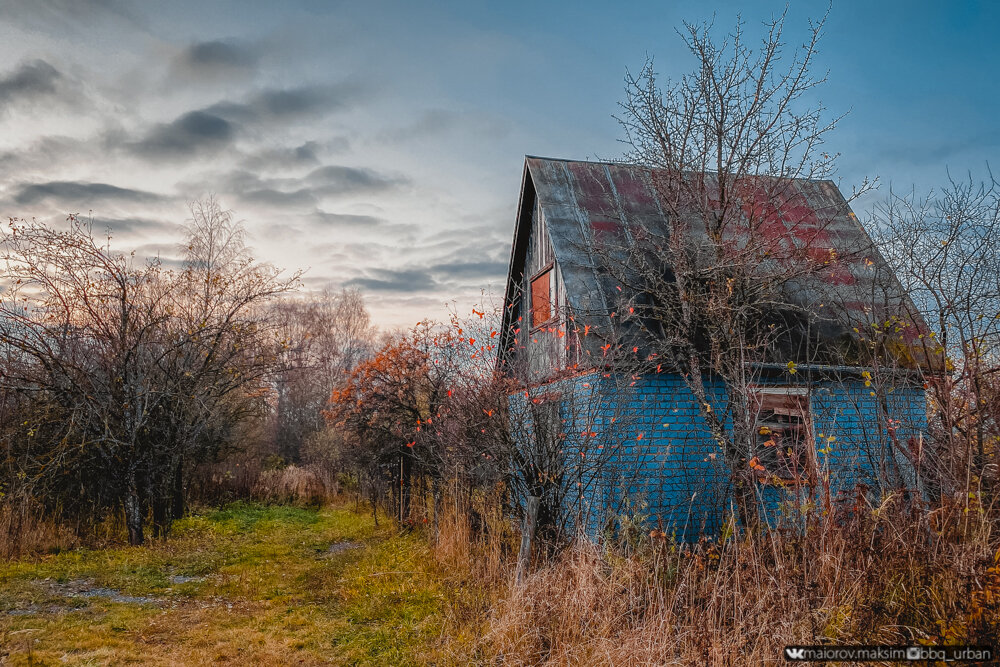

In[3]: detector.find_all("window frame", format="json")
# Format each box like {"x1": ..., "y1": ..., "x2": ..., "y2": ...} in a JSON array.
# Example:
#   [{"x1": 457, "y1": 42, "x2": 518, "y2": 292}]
[
  {"x1": 750, "y1": 387, "x2": 816, "y2": 486},
  {"x1": 529, "y1": 263, "x2": 557, "y2": 330}
]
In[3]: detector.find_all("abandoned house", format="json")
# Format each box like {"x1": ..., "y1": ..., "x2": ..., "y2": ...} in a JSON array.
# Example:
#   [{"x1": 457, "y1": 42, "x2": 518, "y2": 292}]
[{"x1": 498, "y1": 156, "x2": 940, "y2": 538}]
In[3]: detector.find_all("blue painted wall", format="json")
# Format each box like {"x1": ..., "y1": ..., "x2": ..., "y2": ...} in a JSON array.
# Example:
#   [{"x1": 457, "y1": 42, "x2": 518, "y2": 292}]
[{"x1": 518, "y1": 372, "x2": 928, "y2": 541}]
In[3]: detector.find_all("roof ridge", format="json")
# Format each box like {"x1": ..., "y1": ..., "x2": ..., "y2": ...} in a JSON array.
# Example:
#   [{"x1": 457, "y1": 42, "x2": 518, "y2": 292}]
[{"x1": 524, "y1": 155, "x2": 837, "y2": 185}]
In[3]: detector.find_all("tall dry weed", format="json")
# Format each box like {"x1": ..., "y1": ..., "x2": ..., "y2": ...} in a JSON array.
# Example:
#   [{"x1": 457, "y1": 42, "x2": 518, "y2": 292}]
[{"x1": 427, "y1": 493, "x2": 1000, "y2": 665}]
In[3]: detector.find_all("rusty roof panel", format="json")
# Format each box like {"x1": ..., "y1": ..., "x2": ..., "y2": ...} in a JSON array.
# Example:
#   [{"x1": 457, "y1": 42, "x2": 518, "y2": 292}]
[{"x1": 501, "y1": 156, "x2": 939, "y2": 374}]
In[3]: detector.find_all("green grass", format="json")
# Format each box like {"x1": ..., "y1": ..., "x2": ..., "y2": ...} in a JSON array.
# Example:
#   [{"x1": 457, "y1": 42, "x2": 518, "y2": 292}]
[{"x1": 0, "y1": 503, "x2": 477, "y2": 665}]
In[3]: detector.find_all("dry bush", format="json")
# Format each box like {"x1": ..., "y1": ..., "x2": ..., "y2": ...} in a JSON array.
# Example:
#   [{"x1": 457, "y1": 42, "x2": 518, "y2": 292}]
[
  {"x1": 187, "y1": 457, "x2": 263, "y2": 504},
  {"x1": 0, "y1": 496, "x2": 79, "y2": 559},
  {"x1": 469, "y1": 496, "x2": 1000, "y2": 665},
  {"x1": 251, "y1": 465, "x2": 337, "y2": 506}
]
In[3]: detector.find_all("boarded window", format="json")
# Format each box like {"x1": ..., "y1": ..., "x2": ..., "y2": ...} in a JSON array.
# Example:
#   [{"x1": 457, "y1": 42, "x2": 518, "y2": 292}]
[
  {"x1": 752, "y1": 389, "x2": 813, "y2": 483},
  {"x1": 531, "y1": 270, "x2": 552, "y2": 327}
]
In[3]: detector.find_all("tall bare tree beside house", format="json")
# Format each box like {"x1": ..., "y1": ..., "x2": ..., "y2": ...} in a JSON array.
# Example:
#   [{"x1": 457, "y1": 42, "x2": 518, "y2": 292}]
[
  {"x1": 869, "y1": 174, "x2": 1000, "y2": 508},
  {"x1": 607, "y1": 11, "x2": 890, "y2": 529}
]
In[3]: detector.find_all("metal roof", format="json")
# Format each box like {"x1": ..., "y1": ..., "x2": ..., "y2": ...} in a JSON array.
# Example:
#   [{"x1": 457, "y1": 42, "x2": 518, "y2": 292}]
[{"x1": 500, "y1": 156, "x2": 941, "y2": 375}]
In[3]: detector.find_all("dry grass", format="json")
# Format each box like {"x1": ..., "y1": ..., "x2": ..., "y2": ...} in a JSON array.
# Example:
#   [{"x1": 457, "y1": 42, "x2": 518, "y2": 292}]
[
  {"x1": 479, "y1": 496, "x2": 1000, "y2": 665},
  {"x1": 0, "y1": 497, "x2": 80, "y2": 560},
  {"x1": 251, "y1": 465, "x2": 338, "y2": 506}
]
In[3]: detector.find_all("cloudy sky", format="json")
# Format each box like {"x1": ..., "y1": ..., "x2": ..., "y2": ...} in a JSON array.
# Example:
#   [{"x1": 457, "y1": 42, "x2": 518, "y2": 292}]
[{"x1": 0, "y1": 0, "x2": 996, "y2": 328}]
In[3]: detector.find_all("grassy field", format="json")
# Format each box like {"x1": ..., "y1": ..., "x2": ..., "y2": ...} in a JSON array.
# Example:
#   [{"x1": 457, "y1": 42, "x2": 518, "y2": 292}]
[
  {"x1": 5, "y1": 498, "x2": 994, "y2": 665},
  {"x1": 0, "y1": 503, "x2": 482, "y2": 665}
]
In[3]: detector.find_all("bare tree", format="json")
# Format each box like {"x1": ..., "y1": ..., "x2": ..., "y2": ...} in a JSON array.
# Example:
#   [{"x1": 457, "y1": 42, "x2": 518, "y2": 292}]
[
  {"x1": 0, "y1": 215, "x2": 177, "y2": 544},
  {"x1": 610, "y1": 11, "x2": 880, "y2": 529},
  {"x1": 869, "y1": 173, "x2": 1000, "y2": 511},
  {"x1": 271, "y1": 288, "x2": 376, "y2": 464},
  {"x1": 0, "y1": 200, "x2": 298, "y2": 545},
  {"x1": 148, "y1": 199, "x2": 299, "y2": 537}
]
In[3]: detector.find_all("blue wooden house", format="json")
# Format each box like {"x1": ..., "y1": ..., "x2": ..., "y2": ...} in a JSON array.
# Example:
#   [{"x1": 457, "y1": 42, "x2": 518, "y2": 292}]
[{"x1": 498, "y1": 157, "x2": 940, "y2": 539}]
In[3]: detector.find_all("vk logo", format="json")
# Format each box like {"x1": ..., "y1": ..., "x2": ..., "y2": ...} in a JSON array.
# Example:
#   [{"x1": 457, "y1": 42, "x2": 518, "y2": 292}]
[{"x1": 785, "y1": 647, "x2": 806, "y2": 660}]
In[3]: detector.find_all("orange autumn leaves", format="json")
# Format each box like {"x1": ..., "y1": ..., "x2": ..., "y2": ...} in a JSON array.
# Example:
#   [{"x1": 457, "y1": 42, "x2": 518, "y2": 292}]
[
  {"x1": 326, "y1": 310, "x2": 506, "y2": 456},
  {"x1": 325, "y1": 325, "x2": 450, "y2": 446}
]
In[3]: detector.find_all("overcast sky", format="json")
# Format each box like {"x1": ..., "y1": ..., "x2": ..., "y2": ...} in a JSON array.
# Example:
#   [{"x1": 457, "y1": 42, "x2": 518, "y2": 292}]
[{"x1": 0, "y1": 0, "x2": 996, "y2": 328}]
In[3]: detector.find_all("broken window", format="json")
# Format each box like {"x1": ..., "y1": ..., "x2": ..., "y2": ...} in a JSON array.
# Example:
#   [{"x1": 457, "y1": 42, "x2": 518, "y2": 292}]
[
  {"x1": 752, "y1": 388, "x2": 813, "y2": 484},
  {"x1": 531, "y1": 269, "x2": 553, "y2": 327}
]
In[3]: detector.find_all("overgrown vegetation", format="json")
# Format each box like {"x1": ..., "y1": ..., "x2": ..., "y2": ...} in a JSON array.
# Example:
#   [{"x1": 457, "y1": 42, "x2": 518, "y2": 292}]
[{"x1": 2, "y1": 7, "x2": 1000, "y2": 665}]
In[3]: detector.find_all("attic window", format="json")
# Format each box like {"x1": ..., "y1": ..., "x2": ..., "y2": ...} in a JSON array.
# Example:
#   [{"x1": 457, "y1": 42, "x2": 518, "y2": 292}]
[
  {"x1": 531, "y1": 269, "x2": 553, "y2": 327},
  {"x1": 752, "y1": 388, "x2": 813, "y2": 484}
]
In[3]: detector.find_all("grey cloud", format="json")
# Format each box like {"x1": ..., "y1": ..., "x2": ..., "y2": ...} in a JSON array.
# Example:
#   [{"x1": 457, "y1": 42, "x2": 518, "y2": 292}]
[
  {"x1": 201, "y1": 163, "x2": 405, "y2": 209},
  {"x1": 424, "y1": 239, "x2": 510, "y2": 266},
  {"x1": 0, "y1": 60, "x2": 62, "y2": 107},
  {"x1": 125, "y1": 81, "x2": 363, "y2": 163},
  {"x1": 204, "y1": 169, "x2": 317, "y2": 208},
  {"x1": 423, "y1": 222, "x2": 509, "y2": 249},
  {"x1": 269, "y1": 223, "x2": 302, "y2": 236},
  {"x1": 243, "y1": 141, "x2": 323, "y2": 170},
  {"x1": 177, "y1": 40, "x2": 258, "y2": 75},
  {"x1": 257, "y1": 88, "x2": 332, "y2": 115},
  {"x1": 311, "y1": 210, "x2": 384, "y2": 227},
  {"x1": 429, "y1": 261, "x2": 508, "y2": 280},
  {"x1": 96, "y1": 216, "x2": 181, "y2": 237},
  {"x1": 128, "y1": 110, "x2": 235, "y2": 160},
  {"x1": 206, "y1": 82, "x2": 366, "y2": 125},
  {"x1": 346, "y1": 269, "x2": 438, "y2": 293},
  {"x1": 215, "y1": 169, "x2": 270, "y2": 192},
  {"x1": 306, "y1": 165, "x2": 407, "y2": 195},
  {"x1": 13, "y1": 181, "x2": 166, "y2": 206},
  {"x1": 0, "y1": 135, "x2": 90, "y2": 177},
  {"x1": 240, "y1": 187, "x2": 317, "y2": 208}
]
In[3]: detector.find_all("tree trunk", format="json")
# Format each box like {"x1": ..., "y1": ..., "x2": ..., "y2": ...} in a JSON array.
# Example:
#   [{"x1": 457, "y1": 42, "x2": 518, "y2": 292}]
[
  {"x1": 400, "y1": 449, "x2": 413, "y2": 523},
  {"x1": 516, "y1": 496, "x2": 540, "y2": 584},
  {"x1": 732, "y1": 474, "x2": 760, "y2": 535},
  {"x1": 171, "y1": 457, "x2": 184, "y2": 519},
  {"x1": 431, "y1": 478, "x2": 441, "y2": 544},
  {"x1": 368, "y1": 472, "x2": 379, "y2": 528},
  {"x1": 151, "y1": 496, "x2": 168, "y2": 540},
  {"x1": 124, "y1": 472, "x2": 145, "y2": 546}
]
